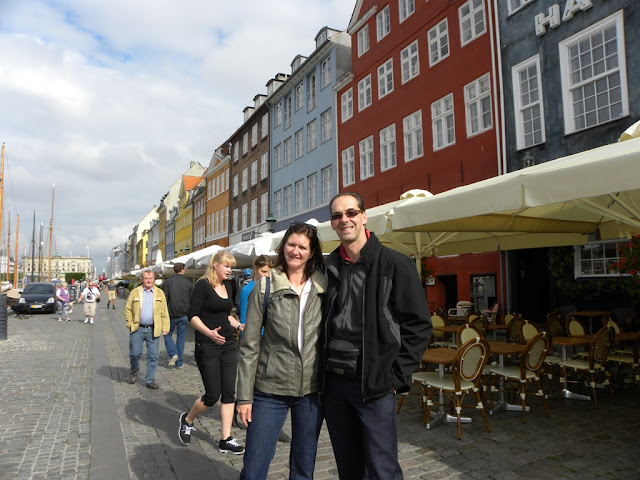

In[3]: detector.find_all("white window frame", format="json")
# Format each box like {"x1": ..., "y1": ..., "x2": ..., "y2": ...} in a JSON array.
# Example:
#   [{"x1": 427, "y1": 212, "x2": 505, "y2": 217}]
[
  {"x1": 260, "y1": 192, "x2": 268, "y2": 222},
  {"x1": 400, "y1": 40, "x2": 420, "y2": 84},
  {"x1": 507, "y1": 0, "x2": 535, "y2": 16},
  {"x1": 260, "y1": 152, "x2": 268, "y2": 180},
  {"x1": 459, "y1": 0, "x2": 486, "y2": 47},
  {"x1": 359, "y1": 136, "x2": 374, "y2": 180},
  {"x1": 295, "y1": 82, "x2": 304, "y2": 111},
  {"x1": 357, "y1": 25, "x2": 370, "y2": 57},
  {"x1": 576, "y1": 240, "x2": 627, "y2": 278},
  {"x1": 275, "y1": 102, "x2": 282, "y2": 127},
  {"x1": 321, "y1": 56, "x2": 331, "y2": 89},
  {"x1": 399, "y1": 0, "x2": 415, "y2": 23},
  {"x1": 241, "y1": 203, "x2": 248, "y2": 230},
  {"x1": 341, "y1": 89, "x2": 353, "y2": 122},
  {"x1": 512, "y1": 55, "x2": 545, "y2": 150},
  {"x1": 273, "y1": 190, "x2": 282, "y2": 218},
  {"x1": 241, "y1": 167, "x2": 248, "y2": 192},
  {"x1": 380, "y1": 124, "x2": 397, "y2": 172},
  {"x1": 261, "y1": 113, "x2": 268, "y2": 139},
  {"x1": 233, "y1": 174, "x2": 239, "y2": 197},
  {"x1": 295, "y1": 179, "x2": 304, "y2": 213},
  {"x1": 283, "y1": 185, "x2": 292, "y2": 217},
  {"x1": 274, "y1": 144, "x2": 282, "y2": 171},
  {"x1": 428, "y1": 18, "x2": 450, "y2": 67},
  {"x1": 376, "y1": 6, "x2": 391, "y2": 42},
  {"x1": 358, "y1": 74, "x2": 372, "y2": 112},
  {"x1": 232, "y1": 208, "x2": 238, "y2": 233},
  {"x1": 377, "y1": 58, "x2": 394, "y2": 99},
  {"x1": 242, "y1": 132, "x2": 248, "y2": 155},
  {"x1": 307, "y1": 173, "x2": 317, "y2": 209},
  {"x1": 322, "y1": 166, "x2": 333, "y2": 203},
  {"x1": 250, "y1": 198, "x2": 257, "y2": 226},
  {"x1": 464, "y1": 73, "x2": 493, "y2": 137},
  {"x1": 284, "y1": 137, "x2": 292, "y2": 165},
  {"x1": 250, "y1": 161, "x2": 258, "y2": 187},
  {"x1": 431, "y1": 93, "x2": 456, "y2": 151},
  {"x1": 295, "y1": 129, "x2": 304, "y2": 159},
  {"x1": 307, "y1": 119, "x2": 317, "y2": 152},
  {"x1": 341, "y1": 146, "x2": 355, "y2": 187},
  {"x1": 559, "y1": 11, "x2": 628, "y2": 135},
  {"x1": 403, "y1": 110, "x2": 424, "y2": 162},
  {"x1": 251, "y1": 123, "x2": 258, "y2": 147},
  {"x1": 321, "y1": 109, "x2": 332, "y2": 143},
  {"x1": 233, "y1": 141, "x2": 239, "y2": 163},
  {"x1": 308, "y1": 73, "x2": 317, "y2": 111},
  {"x1": 285, "y1": 95, "x2": 292, "y2": 128}
]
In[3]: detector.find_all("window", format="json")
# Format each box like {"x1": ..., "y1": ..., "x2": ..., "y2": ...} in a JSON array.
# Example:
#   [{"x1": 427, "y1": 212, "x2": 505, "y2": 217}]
[
  {"x1": 250, "y1": 161, "x2": 258, "y2": 187},
  {"x1": 507, "y1": 0, "x2": 534, "y2": 15},
  {"x1": 250, "y1": 198, "x2": 257, "y2": 226},
  {"x1": 307, "y1": 173, "x2": 317, "y2": 209},
  {"x1": 576, "y1": 241, "x2": 627, "y2": 277},
  {"x1": 251, "y1": 123, "x2": 258, "y2": 147},
  {"x1": 284, "y1": 185, "x2": 292, "y2": 217},
  {"x1": 432, "y1": 93, "x2": 456, "y2": 150},
  {"x1": 216, "y1": 211, "x2": 220, "y2": 234},
  {"x1": 275, "y1": 102, "x2": 282, "y2": 127},
  {"x1": 377, "y1": 58, "x2": 394, "y2": 99},
  {"x1": 559, "y1": 11, "x2": 628, "y2": 135},
  {"x1": 308, "y1": 74, "x2": 317, "y2": 111},
  {"x1": 295, "y1": 82, "x2": 304, "y2": 111},
  {"x1": 273, "y1": 190, "x2": 282, "y2": 218},
  {"x1": 241, "y1": 203, "x2": 248, "y2": 230},
  {"x1": 428, "y1": 18, "x2": 449, "y2": 66},
  {"x1": 376, "y1": 6, "x2": 391, "y2": 41},
  {"x1": 380, "y1": 124, "x2": 397, "y2": 171},
  {"x1": 459, "y1": 0, "x2": 486, "y2": 46},
  {"x1": 321, "y1": 166, "x2": 333, "y2": 203},
  {"x1": 284, "y1": 137, "x2": 292, "y2": 165},
  {"x1": 341, "y1": 146, "x2": 355, "y2": 187},
  {"x1": 261, "y1": 114, "x2": 268, "y2": 139},
  {"x1": 225, "y1": 207, "x2": 228, "y2": 232},
  {"x1": 295, "y1": 129, "x2": 304, "y2": 159},
  {"x1": 241, "y1": 167, "x2": 248, "y2": 192},
  {"x1": 233, "y1": 141, "x2": 239, "y2": 163},
  {"x1": 207, "y1": 214, "x2": 211, "y2": 236},
  {"x1": 359, "y1": 136, "x2": 374, "y2": 180},
  {"x1": 307, "y1": 119, "x2": 317, "y2": 151},
  {"x1": 399, "y1": 0, "x2": 415, "y2": 23},
  {"x1": 232, "y1": 208, "x2": 238, "y2": 233},
  {"x1": 513, "y1": 55, "x2": 545, "y2": 150},
  {"x1": 341, "y1": 89, "x2": 353, "y2": 122},
  {"x1": 285, "y1": 95, "x2": 292, "y2": 128},
  {"x1": 464, "y1": 73, "x2": 492, "y2": 137},
  {"x1": 207, "y1": 180, "x2": 212, "y2": 200},
  {"x1": 233, "y1": 174, "x2": 238, "y2": 197},
  {"x1": 274, "y1": 144, "x2": 282, "y2": 171},
  {"x1": 214, "y1": 176, "x2": 219, "y2": 197},
  {"x1": 260, "y1": 152, "x2": 268, "y2": 180},
  {"x1": 358, "y1": 74, "x2": 372, "y2": 111},
  {"x1": 403, "y1": 110, "x2": 423, "y2": 162},
  {"x1": 242, "y1": 133, "x2": 248, "y2": 155},
  {"x1": 260, "y1": 192, "x2": 268, "y2": 222},
  {"x1": 400, "y1": 40, "x2": 419, "y2": 84},
  {"x1": 357, "y1": 25, "x2": 369, "y2": 57},
  {"x1": 321, "y1": 56, "x2": 331, "y2": 89},
  {"x1": 295, "y1": 180, "x2": 304, "y2": 213},
  {"x1": 321, "y1": 109, "x2": 332, "y2": 143}
]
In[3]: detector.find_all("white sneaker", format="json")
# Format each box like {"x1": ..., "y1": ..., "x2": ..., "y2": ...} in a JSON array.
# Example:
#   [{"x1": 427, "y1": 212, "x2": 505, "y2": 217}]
[
  {"x1": 84, "y1": 319, "x2": 89, "y2": 324},
  {"x1": 90, "y1": 319, "x2": 94, "y2": 324}
]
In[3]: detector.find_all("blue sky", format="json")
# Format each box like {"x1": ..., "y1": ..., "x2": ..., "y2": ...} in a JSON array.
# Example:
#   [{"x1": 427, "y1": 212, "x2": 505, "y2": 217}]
[{"x1": 0, "y1": 0, "x2": 354, "y2": 275}]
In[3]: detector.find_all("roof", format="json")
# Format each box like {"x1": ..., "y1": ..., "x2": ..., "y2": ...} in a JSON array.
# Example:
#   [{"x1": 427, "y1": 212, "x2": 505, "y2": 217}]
[{"x1": 183, "y1": 175, "x2": 203, "y2": 191}]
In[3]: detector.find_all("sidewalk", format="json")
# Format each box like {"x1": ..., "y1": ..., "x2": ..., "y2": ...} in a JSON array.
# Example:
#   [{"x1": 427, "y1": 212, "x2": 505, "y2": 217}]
[{"x1": 0, "y1": 302, "x2": 639, "y2": 479}]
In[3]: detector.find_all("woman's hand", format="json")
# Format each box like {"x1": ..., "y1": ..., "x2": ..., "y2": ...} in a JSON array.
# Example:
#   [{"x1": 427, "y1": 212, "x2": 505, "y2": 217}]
[
  {"x1": 237, "y1": 404, "x2": 252, "y2": 427},
  {"x1": 208, "y1": 326, "x2": 226, "y2": 345}
]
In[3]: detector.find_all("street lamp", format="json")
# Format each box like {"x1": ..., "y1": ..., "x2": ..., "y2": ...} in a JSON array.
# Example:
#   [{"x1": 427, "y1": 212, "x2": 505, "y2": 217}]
[{"x1": 265, "y1": 213, "x2": 277, "y2": 233}]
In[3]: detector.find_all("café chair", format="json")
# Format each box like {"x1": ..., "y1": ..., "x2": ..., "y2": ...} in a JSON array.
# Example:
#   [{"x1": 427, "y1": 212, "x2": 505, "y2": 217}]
[
  {"x1": 413, "y1": 337, "x2": 491, "y2": 439},
  {"x1": 456, "y1": 324, "x2": 482, "y2": 346},
  {"x1": 448, "y1": 301, "x2": 473, "y2": 319},
  {"x1": 469, "y1": 316, "x2": 489, "y2": 339},
  {"x1": 606, "y1": 330, "x2": 640, "y2": 389},
  {"x1": 566, "y1": 315, "x2": 586, "y2": 336},
  {"x1": 558, "y1": 326, "x2": 616, "y2": 408},
  {"x1": 481, "y1": 303, "x2": 500, "y2": 324},
  {"x1": 489, "y1": 332, "x2": 552, "y2": 423},
  {"x1": 465, "y1": 310, "x2": 483, "y2": 325},
  {"x1": 434, "y1": 307, "x2": 449, "y2": 322},
  {"x1": 432, "y1": 312, "x2": 457, "y2": 349},
  {"x1": 504, "y1": 312, "x2": 518, "y2": 328},
  {"x1": 546, "y1": 309, "x2": 560, "y2": 321},
  {"x1": 506, "y1": 314, "x2": 524, "y2": 343},
  {"x1": 518, "y1": 320, "x2": 540, "y2": 344},
  {"x1": 543, "y1": 314, "x2": 564, "y2": 338}
]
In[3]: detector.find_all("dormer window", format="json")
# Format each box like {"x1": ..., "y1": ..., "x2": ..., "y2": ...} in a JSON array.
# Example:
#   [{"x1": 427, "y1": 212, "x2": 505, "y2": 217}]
[{"x1": 316, "y1": 30, "x2": 327, "y2": 49}]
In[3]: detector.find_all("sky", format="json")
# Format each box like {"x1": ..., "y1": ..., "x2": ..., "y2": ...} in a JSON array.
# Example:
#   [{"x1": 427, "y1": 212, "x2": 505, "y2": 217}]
[{"x1": 0, "y1": 0, "x2": 355, "y2": 276}]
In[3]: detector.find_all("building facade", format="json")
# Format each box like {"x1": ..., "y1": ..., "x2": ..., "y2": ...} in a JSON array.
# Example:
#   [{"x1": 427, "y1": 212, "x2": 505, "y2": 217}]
[
  {"x1": 22, "y1": 255, "x2": 94, "y2": 281},
  {"x1": 191, "y1": 179, "x2": 206, "y2": 252},
  {"x1": 204, "y1": 146, "x2": 231, "y2": 248}
]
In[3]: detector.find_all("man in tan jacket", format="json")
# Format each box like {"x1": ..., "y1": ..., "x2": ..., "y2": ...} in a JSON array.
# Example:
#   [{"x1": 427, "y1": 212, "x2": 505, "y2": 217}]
[{"x1": 124, "y1": 269, "x2": 170, "y2": 389}]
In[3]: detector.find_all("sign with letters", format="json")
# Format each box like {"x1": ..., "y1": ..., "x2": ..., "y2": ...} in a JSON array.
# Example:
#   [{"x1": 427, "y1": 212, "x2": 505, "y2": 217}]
[{"x1": 534, "y1": 0, "x2": 594, "y2": 36}]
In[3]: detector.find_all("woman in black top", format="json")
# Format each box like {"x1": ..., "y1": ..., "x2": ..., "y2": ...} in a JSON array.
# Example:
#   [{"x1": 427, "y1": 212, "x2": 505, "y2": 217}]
[{"x1": 177, "y1": 250, "x2": 246, "y2": 454}]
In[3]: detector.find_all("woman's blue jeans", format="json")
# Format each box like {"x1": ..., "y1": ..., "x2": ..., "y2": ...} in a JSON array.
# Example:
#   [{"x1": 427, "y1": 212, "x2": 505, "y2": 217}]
[{"x1": 240, "y1": 390, "x2": 322, "y2": 480}]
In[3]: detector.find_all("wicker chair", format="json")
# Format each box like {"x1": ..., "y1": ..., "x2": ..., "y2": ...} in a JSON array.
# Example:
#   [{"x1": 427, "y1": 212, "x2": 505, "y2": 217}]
[
  {"x1": 519, "y1": 320, "x2": 540, "y2": 344},
  {"x1": 504, "y1": 312, "x2": 518, "y2": 328},
  {"x1": 412, "y1": 338, "x2": 491, "y2": 439},
  {"x1": 469, "y1": 316, "x2": 489, "y2": 339},
  {"x1": 506, "y1": 314, "x2": 524, "y2": 343},
  {"x1": 432, "y1": 312, "x2": 457, "y2": 349},
  {"x1": 566, "y1": 315, "x2": 586, "y2": 336},
  {"x1": 607, "y1": 330, "x2": 640, "y2": 388},
  {"x1": 456, "y1": 324, "x2": 481, "y2": 347},
  {"x1": 543, "y1": 314, "x2": 564, "y2": 338},
  {"x1": 559, "y1": 326, "x2": 616, "y2": 408},
  {"x1": 466, "y1": 310, "x2": 483, "y2": 325},
  {"x1": 489, "y1": 332, "x2": 552, "y2": 423}
]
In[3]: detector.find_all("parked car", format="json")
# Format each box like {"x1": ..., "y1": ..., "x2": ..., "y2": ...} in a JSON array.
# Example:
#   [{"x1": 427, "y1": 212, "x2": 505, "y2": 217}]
[{"x1": 12, "y1": 282, "x2": 57, "y2": 314}]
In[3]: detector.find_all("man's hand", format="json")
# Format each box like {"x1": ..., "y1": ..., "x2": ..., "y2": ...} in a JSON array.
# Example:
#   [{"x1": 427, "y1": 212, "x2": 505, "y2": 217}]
[
  {"x1": 163, "y1": 330, "x2": 169, "y2": 335},
  {"x1": 237, "y1": 404, "x2": 252, "y2": 427}
]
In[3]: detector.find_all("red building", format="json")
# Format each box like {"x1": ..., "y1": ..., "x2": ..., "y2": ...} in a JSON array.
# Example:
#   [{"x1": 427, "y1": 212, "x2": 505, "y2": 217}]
[{"x1": 336, "y1": 0, "x2": 504, "y2": 312}]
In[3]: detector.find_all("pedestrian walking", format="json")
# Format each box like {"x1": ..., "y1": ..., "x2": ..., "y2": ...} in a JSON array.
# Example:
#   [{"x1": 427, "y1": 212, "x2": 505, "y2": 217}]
[
  {"x1": 55, "y1": 281, "x2": 71, "y2": 322},
  {"x1": 178, "y1": 251, "x2": 245, "y2": 454},
  {"x1": 124, "y1": 269, "x2": 170, "y2": 389},
  {"x1": 162, "y1": 262, "x2": 194, "y2": 369},
  {"x1": 322, "y1": 192, "x2": 432, "y2": 480},
  {"x1": 105, "y1": 279, "x2": 117, "y2": 309},
  {"x1": 78, "y1": 280, "x2": 101, "y2": 324},
  {"x1": 237, "y1": 221, "x2": 327, "y2": 479}
]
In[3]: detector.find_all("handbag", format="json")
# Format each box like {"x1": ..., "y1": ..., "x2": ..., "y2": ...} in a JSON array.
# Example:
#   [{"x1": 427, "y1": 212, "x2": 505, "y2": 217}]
[{"x1": 326, "y1": 339, "x2": 360, "y2": 378}]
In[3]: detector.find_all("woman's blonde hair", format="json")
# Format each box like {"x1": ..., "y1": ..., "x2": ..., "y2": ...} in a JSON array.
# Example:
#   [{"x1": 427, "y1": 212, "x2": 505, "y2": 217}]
[{"x1": 204, "y1": 250, "x2": 236, "y2": 287}]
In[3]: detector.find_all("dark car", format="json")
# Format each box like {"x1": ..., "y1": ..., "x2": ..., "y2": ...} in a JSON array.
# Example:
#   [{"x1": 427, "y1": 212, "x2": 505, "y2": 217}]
[{"x1": 12, "y1": 282, "x2": 57, "y2": 314}]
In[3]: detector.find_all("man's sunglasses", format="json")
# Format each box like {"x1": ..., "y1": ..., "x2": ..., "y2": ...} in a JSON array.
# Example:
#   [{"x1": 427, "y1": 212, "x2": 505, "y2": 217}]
[{"x1": 330, "y1": 209, "x2": 363, "y2": 222}]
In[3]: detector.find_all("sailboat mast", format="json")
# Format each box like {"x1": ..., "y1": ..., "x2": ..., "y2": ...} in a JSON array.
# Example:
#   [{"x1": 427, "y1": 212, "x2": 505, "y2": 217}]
[
  {"x1": 0, "y1": 144, "x2": 5, "y2": 267},
  {"x1": 14, "y1": 214, "x2": 19, "y2": 287},
  {"x1": 48, "y1": 185, "x2": 54, "y2": 282},
  {"x1": 6, "y1": 208, "x2": 10, "y2": 282}
]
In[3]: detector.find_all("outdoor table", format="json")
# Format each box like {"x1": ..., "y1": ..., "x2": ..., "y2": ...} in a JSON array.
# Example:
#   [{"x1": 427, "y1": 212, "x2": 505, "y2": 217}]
[
  {"x1": 487, "y1": 342, "x2": 526, "y2": 415},
  {"x1": 420, "y1": 347, "x2": 472, "y2": 430},
  {"x1": 432, "y1": 325, "x2": 459, "y2": 346},
  {"x1": 549, "y1": 336, "x2": 592, "y2": 401},
  {"x1": 487, "y1": 324, "x2": 507, "y2": 341},
  {"x1": 570, "y1": 311, "x2": 611, "y2": 335}
]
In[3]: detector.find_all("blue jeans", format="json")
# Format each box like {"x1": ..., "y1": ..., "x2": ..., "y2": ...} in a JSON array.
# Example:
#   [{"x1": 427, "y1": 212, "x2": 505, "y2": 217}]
[
  {"x1": 164, "y1": 315, "x2": 188, "y2": 367},
  {"x1": 240, "y1": 391, "x2": 322, "y2": 480},
  {"x1": 129, "y1": 326, "x2": 159, "y2": 384}
]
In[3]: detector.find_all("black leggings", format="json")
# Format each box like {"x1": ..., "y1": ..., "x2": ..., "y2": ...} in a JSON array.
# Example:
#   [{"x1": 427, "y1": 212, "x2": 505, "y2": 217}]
[{"x1": 195, "y1": 340, "x2": 237, "y2": 407}]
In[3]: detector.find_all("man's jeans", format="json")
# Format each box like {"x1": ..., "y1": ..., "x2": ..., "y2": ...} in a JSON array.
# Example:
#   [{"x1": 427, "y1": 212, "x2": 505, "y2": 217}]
[
  {"x1": 129, "y1": 326, "x2": 159, "y2": 384},
  {"x1": 240, "y1": 391, "x2": 322, "y2": 480},
  {"x1": 164, "y1": 315, "x2": 188, "y2": 367}
]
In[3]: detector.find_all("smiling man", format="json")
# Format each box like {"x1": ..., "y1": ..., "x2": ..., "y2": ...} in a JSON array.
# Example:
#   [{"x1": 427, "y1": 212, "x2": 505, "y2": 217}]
[{"x1": 322, "y1": 192, "x2": 432, "y2": 480}]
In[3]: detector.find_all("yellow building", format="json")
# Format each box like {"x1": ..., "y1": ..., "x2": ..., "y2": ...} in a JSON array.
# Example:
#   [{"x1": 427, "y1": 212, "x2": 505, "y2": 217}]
[
  {"x1": 174, "y1": 175, "x2": 203, "y2": 256},
  {"x1": 22, "y1": 254, "x2": 94, "y2": 281}
]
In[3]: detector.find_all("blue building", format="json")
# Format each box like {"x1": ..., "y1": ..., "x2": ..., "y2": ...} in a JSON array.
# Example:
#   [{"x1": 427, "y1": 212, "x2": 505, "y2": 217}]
[{"x1": 267, "y1": 27, "x2": 352, "y2": 231}]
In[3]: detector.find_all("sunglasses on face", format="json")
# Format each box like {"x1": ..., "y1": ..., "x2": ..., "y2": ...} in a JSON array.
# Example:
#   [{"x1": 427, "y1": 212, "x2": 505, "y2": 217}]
[
  {"x1": 330, "y1": 209, "x2": 363, "y2": 222},
  {"x1": 288, "y1": 220, "x2": 318, "y2": 232}
]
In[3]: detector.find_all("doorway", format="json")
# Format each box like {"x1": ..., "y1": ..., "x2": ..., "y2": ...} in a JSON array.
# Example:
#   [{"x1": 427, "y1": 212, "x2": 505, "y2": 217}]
[
  {"x1": 438, "y1": 274, "x2": 458, "y2": 312},
  {"x1": 470, "y1": 274, "x2": 497, "y2": 312}
]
